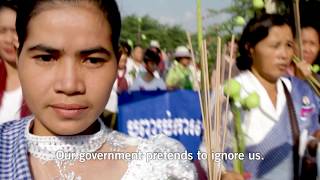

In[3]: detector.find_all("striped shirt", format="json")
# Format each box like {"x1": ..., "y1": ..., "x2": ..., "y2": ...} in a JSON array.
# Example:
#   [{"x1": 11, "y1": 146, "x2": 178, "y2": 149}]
[{"x1": 0, "y1": 117, "x2": 32, "y2": 179}]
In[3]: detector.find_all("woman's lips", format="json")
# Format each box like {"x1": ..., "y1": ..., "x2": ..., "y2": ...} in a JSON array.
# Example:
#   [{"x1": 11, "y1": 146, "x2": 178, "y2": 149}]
[
  {"x1": 278, "y1": 64, "x2": 288, "y2": 71},
  {"x1": 50, "y1": 104, "x2": 88, "y2": 119},
  {"x1": 4, "y1": 48, "x2": 15, "y2": 54}
]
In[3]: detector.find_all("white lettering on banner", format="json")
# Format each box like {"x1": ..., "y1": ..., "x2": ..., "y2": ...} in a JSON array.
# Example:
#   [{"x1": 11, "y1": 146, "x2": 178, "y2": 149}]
[
  {"x1": 173, "y1": 118, "x2": 183, "y2": 136},
  {"x1": 182, "y1": 118, "x2": 189, "y2": 135},
  {"x1": 127, "y1": 117, "x2": 202, "y2": 138}
]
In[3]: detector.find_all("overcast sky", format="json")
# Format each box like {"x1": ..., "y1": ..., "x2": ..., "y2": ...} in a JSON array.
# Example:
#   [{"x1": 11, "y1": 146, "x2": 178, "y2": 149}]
[{"x1": 116, "y1": 0, "x2": 232, "y2": 32}]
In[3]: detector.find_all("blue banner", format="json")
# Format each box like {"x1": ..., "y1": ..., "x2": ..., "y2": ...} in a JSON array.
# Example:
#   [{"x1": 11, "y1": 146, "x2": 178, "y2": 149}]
[{"x1": 118, "y1": 90, "x2": 203, "y2": 159}]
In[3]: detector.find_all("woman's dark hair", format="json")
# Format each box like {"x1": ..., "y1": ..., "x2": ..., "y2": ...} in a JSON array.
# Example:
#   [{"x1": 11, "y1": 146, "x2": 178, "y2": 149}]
[
  {"x1": 301, "y1": 21, "x2": 320, "y2": 39},
  {"x1": 143, "y1": 48, "x2": 161, "y2": 65},
  {"x1": 236, "y1": 13, "x2": 295, "y2": 70},
  {"x1": 176, "y1": 57, "x2": 191, "y2": 62},
  {"x1": 0, "y1": 0, "x2": 17, "y2": 11},
  {"x1": 119, "y1": 41, "x2": 131, "y2": 56},
  {"x1": 16, "y1": 0, "x2": 121, "y2": 59}
]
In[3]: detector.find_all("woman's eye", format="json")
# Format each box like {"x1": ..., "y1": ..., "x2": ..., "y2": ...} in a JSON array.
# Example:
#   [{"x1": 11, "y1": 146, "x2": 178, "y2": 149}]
[
  {"x1": 33, "y1": 55, "x2": 55, "y2": 62},
  {"x1": 271, "y1": 43, "x2": 280, "y2": 48},
  {"x1": 287, "y1": 42, "x2": 294, "y2": 48},
  {"x1": 310, "y1": 42, "x2": 317, "y2": 46},
  {"x1": 83, "y1": 57, "x2": 107, "y2": 67},
  {"x1": 87, "y1": 58, "x2": 104, "y2": 64}
]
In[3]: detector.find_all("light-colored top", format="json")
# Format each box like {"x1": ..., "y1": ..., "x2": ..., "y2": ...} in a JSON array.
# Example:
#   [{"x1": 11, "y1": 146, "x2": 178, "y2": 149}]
[
  {"x1": 0, "y1": 87, "x2": 23, "y2": 124},
  {"x1": 0, "y1": 116, "x2": 197, "y2": 179},
  {"x1": 166, "y1": 61, "x2": 193, "y2": 89},
  {"x1": 229, "y1": 70, "x2": 319, "y2": 179},
  {"x1": 105, "y1": 82, "x2": 118, "y2": 113},
  {"x1": 126, "y1": 57, "x2": 146, "y2": 86},
  {"x1": 201, "y1": 70, "x2": 320, "y2": 179},
  {"x1": 234, "y1": 70, "x2": 292, "y2": 145},
  {"x1": 130, "y1": 75, "x2": 166, "y2": 91},
  {"x1": 105, "y1": 69, "x2": 131, "y2": 113}
]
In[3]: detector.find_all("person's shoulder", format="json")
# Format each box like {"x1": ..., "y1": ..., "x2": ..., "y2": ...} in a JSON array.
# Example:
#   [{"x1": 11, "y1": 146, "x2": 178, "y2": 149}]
[
  {"x1": 107, "y1": 131, "x2": 186, "y2": 156},
  {"x1": 285, "y1": 76, "x2": 320, "y2": 107},
  {"x1": 126, "y1": 57, "x2": 134, "y2": 65},
  {"x1": 169, "y1": 61, "x2": 180, "y2": 70},
  {"x1": 125, "y1": 58, "x2": 135, "y2": 70},
  {"x1": 153, "y1": 77, "x2": 166, "y2": 86},
  {"x1": 129, "y1": 75, "x2": 144, "y2": 91},
  {"x1": 106, "y1": 129, "x2": 142, "y2": 147},
  {"x1": 0, "y1": 118, "x2": 27, "y2": 156},
  {"x1": 105, "y1": 130, "x2": 189, "y2": 152},
  {"x1": 0, "y1": 117, "x2": 31, "y2": 179},
  {"x1": 287, "y1": 76, "x2": 315, "y2": 94},
  {"x1": 113, "y1": 131, "x2": 196, "y2": 179},
  {"x1": 0, "y1": 118, "x2": 28, "y2": 138},
  {"x1": 288, "y1": 76, "x2": 309, "y2": 86},
  {"x1": 140, "y1": 134, "x2": 186, "y2": 152},
  {"x1": 233, "y1": 70, "x2": 250, "y2": 82},
  {"x1": 158, "y1": 79, "x2": 167, "y2": 90}
]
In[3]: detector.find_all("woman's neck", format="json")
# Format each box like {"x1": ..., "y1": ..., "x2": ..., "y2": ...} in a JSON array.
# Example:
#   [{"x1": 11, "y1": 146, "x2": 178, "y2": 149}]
[
  {"x1": 143, "y1": 71, "x2": 155, "y2": 82},
  {"x1": 251, "y1": 69, "x2": 278, "y2": 108},
  {"x1": 3, "y1": 60, "x2": 20, "y2": 91},
  {"x1": 32, "y1": 119, "x2": 101, "y2": 136}
]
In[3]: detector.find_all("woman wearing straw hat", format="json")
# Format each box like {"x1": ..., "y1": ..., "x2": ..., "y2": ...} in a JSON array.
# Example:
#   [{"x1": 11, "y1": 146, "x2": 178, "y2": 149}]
[{"x1": 166, "y1": 46, "x2": 194, "y2": 90}]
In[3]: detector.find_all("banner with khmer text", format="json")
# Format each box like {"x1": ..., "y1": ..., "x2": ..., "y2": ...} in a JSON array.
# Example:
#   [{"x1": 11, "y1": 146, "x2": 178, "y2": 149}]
[{"x1": 117, "y1": 90, "x2": 203, "y2": 158}]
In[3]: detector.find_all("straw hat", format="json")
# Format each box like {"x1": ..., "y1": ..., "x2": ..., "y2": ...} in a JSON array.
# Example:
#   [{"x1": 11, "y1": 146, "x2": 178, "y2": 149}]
[
  {"x1": 150, "y1": 40, "x2": 160, "y2": 49},
  {"x1": 174, "y1": 46, "x2": 191, "y2": 58}
]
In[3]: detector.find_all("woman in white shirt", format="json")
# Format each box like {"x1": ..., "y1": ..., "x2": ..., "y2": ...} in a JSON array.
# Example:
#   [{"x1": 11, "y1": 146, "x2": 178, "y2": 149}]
[
  {"x1": 0, "y1": 1, "x2": 29, "y2": 123},
  {"x1": 219, "y1": 13, "x2": 320, "y2": 180},
  {"x1": 204, "y1": 14, "x2": 320, "y2": 180},
  {"x1": 130, "y1": 48, "x2": 166, "y2": 91}
]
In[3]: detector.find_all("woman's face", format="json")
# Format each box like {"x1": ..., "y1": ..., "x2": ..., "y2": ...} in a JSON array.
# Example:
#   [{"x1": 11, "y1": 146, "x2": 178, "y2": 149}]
[
  {"x1": 302, "y1": 27, "x2": 320, "y2": 64},
  {"x1": 180, "y1": 57, "x2": 191, "y2": 67},
  {"x1": 17, "y1": 3, "x2": 117, "y2": 136},
  {"x1": 145, "y1": 60, "x2": 158, "y2": 73},
  {"x1": 132, "y1": 46, "x2": 143, "y2": 63},
  {"x1": 250, "y1": 25, "x2": 294, "y2": 82},
  {"x1": 0, "y1": 7, "x2": 18, "y2": 65}
]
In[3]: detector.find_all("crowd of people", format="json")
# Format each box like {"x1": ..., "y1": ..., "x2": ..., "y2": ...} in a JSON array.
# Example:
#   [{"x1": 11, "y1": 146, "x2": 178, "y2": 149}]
[
  {"x1": 0, "y1": 0, "x2": 319, "y2": 180},
  {"x1": 105, "y1": 40, "x2": 200, "y2": 114},
  {"x1": 114, "y1": 40, "x2": 198, "y2": 92}
]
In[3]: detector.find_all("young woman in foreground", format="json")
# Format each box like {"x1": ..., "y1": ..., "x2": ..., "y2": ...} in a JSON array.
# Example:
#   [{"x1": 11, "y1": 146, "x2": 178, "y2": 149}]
[{"x1": 0, "y1": 0, "x2": 196, "y2": 179}]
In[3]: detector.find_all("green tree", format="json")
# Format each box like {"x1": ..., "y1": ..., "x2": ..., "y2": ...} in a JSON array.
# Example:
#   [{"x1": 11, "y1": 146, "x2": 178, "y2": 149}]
[
  {"x1": 121, "y1": 15, "x2": 187, "y2": 51},
  {"x1": 203, "y1": 0, "x2": 291, "y2": 67}
]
